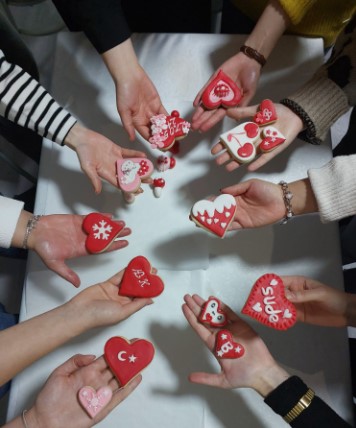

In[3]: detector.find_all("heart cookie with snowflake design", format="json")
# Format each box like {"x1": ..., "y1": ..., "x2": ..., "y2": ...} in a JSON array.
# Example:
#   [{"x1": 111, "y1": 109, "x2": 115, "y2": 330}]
[
  {"x1": 259, "y1": 126, "x2": 286, "y2": 152},
  {"x1": 104, "y1": 336, "x2": 155, "y2": 387},
  {"x1": 253, "y1": 99, "x2": 277, "y2": 126},
  {"x1": 242, "y1": 273, "x2": 296, "y2": 330},
  {"x1": 199, "y1": 297, "x2": 228, "y2": 327},
  {"x1": 219, "y1": 122, "x2": 260, "y2": 163},
  {"x1": 214, "y1": 330, "x2": 245, "y2": 359},
  {"x1": 116, "y1": 158, "x2": 154, "y2": 193},
  {"x1": 190, "y1": 194, "x2": 236, "y2": 238},
  {"x1": 82, "y1": 213, "x2": 125, "y2": 254},
  {"x1": 78, "y1": 386, "x2": 112, "y2": 418},
  {"x1": 149, "y1": 110, "x2": 190, "y2": 151},
  {"x1": 119, "y1": 255, "x2": 164, "y2": 298},
  {"x1": 201, "y1": 69, "x2": 242, "y2": 109}
]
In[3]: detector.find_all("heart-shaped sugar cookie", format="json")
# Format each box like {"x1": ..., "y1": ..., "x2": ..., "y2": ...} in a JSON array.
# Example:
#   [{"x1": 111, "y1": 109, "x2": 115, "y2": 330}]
[
  {"x1": 215, "y1": 330, "x2": 245, "y2": 359},
  {"x1": 149, "y1": 110, "x2": 190, "y2": 151},
  {"x1": 116, "y1": 158, "x2": 154, "y2": 193},
  {"x1": 201, "y1": 70, "x2": 242, "y2": 109},
  {"x1": 78, "y1": 386, "x2": 112, "y2": 418},
  {"x1": 199, "y1": 297, "x2": 228, "y2": 327},
  {"x1": 253, "y1": 99, "x2": 277, "y2": 126},
  {"x1": 259, "y1": 126, "x2": 286, "y2": 152}
]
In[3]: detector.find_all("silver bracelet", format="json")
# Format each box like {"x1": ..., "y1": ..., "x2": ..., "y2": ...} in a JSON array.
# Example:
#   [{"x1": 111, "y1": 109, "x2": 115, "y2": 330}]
[
  {"x1": 22, "y1": 215, "x2": 42, "y2": 249},
  {"x1": 22, "y1": 409, "x2": 29, "y2": 428},
  {"x1": 279, "y1": 181, "x2": 294, "y2": 224}
]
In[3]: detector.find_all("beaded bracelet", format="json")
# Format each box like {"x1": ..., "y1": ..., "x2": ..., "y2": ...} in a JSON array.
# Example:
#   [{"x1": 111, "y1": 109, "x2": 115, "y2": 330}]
[
  {"x1": 22, "y1": 215, "x2": 43, "y2": 249},
  {"x1": 279, "y1": 181, "x2": 294, "y2": 224},
  {"x1": 240, "y1": 45, "x2": 266, "y2": 67}
]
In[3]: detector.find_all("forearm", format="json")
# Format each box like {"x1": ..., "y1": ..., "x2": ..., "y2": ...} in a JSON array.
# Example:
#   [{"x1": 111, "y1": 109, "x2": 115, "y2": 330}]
[
  {"x1": 288, "y1": 178, "x2": 318, "y2": 217},
  {"x1": 0, "y1": 196, "x2": 24, "y2": 248}
]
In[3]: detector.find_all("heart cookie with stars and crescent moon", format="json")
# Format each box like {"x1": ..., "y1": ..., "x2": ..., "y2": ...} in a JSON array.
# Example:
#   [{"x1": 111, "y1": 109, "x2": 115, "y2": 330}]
[
  {"x1": 214, "y1": 330, "x2": 245, "y2": 359},
  {"x1": 201, "y1": 69, "x2": 242, "y2": 109},
  {"x1": 253, "y1": 99, "x2": 277, "y2": 126},
  {"x1": 149, "y1": 110, "x2": 190, "y2": 151},
  {"x1": 116, "y1": 158, "x2": 154, "y2": 193},
  {"x1": 104, "y1": 336, "x2": 155, "y2": 387},
  {"x1": 78, "y1": 386, "x2": 112, "y2": 418},
  {"x1": 242, "y1": 273, "x2": 296, "y2": 330},
  {"x1": 199, "y1": 297, "x2": 228, "y2": 327},
  {"x1": 259, "y1": 126, "x2": 286, "y2": 152}
]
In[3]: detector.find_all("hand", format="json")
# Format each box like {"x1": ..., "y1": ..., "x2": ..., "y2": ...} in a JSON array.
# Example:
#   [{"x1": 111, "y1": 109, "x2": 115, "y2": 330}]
[
  {"x1": 24, "y1": 354, "x2": 141, "y2": 428},
  {"x1": 283, "y1": 276, "x2": 356, "y2": 327},
  {"x1": 28, "y1": 213, "x2": 130, "y2": 287},
  {"x1": 192, "y1": 53, "x2": 261, "y2": 132},
  {"x1": 64, "y1": 123, "x2": 148, "y2": 193},
  {"x1": 182, "y1": 294, "x2": 289, "y2": 397},
  {"x1": 211, "y1": 102, "x2": 304, "y2": 172}
]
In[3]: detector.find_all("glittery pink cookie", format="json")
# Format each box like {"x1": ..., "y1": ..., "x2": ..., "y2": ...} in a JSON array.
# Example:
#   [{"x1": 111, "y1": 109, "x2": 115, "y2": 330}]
[
  {"x1": 116, "y1": 158, "x2": 154, "y2": 193},
  {"x1": 78, "y1": 386, "x2": 112, "y2": 418},
  {"x1": 201, "y1": 70, "x2": 242, "y2": 110},
  {"x1": 149, "y1": 111, "x2": 190, "y2": 151}
]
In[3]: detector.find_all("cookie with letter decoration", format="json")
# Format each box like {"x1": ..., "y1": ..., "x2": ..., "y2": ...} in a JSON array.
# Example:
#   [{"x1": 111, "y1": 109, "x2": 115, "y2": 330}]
[
  {"x1": 104, "y1": 336, "x2": 155, "y2": 387},
  {"x1": 214, "y1": 330, "x2": 245, "y2": 359},
  {"x1": 259, "y1": 126, "x2": 286, "y2": 152},
  {"x1": 201, "y1": 69, "x2": 242, "y2": 109},
  {"x1": 199, "y1": 297, "x2": 228, "y2": 327},
  {"x1": 253, "y1": 99, "x2": 277, "y2": 126},
  {"x1": 242, "y1": 273, "x2": 296, "y2": 330},
  {"x1": 119, "y1": 255, "x2": 164, "y2": 298},
  {"x1": 78, "y1": 386, "x2": 112, "y2": 418},
  {"x1": 190, "y1": 194, "x2": 236, "y2": 238},
  {"x1": 149, "y1": 110, "x2": 190, "y2": 151}
]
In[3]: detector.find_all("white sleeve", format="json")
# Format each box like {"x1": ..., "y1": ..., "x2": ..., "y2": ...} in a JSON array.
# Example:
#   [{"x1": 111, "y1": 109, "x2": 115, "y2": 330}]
[{"x1": 0, "y1": 196, "x2": 24, "y2": 248}]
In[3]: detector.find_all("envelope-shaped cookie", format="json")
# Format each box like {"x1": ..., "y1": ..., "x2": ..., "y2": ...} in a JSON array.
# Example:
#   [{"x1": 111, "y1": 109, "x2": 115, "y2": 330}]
[
  {"x1": 116, "y1": 158, "x2": 154, "y2": 193},
  {"x1": 201, "y1": 69, "x2": 242, "y2": 109},
  {"x1": 149, "y1": 110, "x2": 190, "y2": 151},
  {"x1": 214, "y1": 330, "x2": 245, "y2": 359},
  {"x1": 219, "y1": 122, "x2": 260, "y2": 163}
]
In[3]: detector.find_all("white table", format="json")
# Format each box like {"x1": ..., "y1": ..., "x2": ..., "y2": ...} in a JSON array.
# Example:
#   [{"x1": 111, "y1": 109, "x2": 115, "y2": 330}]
[{"x1": 7, "y1": 32, "x2": 354, "y2": 427}]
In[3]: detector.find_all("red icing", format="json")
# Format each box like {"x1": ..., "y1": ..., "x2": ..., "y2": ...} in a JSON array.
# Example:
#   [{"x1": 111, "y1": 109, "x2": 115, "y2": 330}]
[
  {"x1": 243, "y1": 122, "x2": 259, "y2": 138},
  {"x1": 153, "y1": 178, "x2": 165, "y2": 188},
  {"x1": 199, "y1": 297, "x2": 228, "y2": 327},
  {"x1": 149, "y1": 111, "x2": 190, "y2": 151},
  {"x1": 214, "y1": 330, "x2": 245, "y2": 359},
  {"x1": 237, "y1": 142, "x2": 254, "y2": 158},
  {"x1": 253, "y1": 99, "x2": 277, "y2": 126},
  {"x1": 201, "y1": 69, "x2": 242, "y2": 109},
  {"x1": 83, "y1": 213, "x2": 124, "y2": 254}
]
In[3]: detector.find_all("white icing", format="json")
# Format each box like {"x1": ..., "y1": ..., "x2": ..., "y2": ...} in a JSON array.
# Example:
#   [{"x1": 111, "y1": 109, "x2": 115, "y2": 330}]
[
  {"x1": 192, "y1": 194, "x2": 236, "y2": 217},
  {"x1": 270, "y1": 279, "x2": 278, "y2": 286},
  {"x1": 120, "y1": 160, "x2": 140, "y2": 185},
  {"x1": 252, "y1": 302, "x2": 262, "y2": 312}
]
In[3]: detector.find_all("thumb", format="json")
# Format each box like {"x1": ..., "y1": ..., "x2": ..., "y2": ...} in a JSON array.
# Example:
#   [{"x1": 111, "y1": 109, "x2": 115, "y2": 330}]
[
  {"x1": 53, "y1": 354, "x2": 96, "y2": 377},
  {"x1": 83, "y1": 165, "x2": 102, "y2": 194},
  {"x1": 226, "y1": 105, "x2": 258, "y2": 121},
  {"x1": 46, "y1": 260, "x2": 81, "y2": 287}
]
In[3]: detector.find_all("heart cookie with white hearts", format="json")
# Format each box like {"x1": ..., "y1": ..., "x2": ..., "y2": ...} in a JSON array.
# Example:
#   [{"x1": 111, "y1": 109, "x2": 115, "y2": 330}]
[
  {"x1": 78, "y1": 386, "x2": 112, "y2": 418},
  {"x1": 201, "y1": 69, "x2": 242, "y2": 109},
  {"x1": 219, "y1": 122, "x2": 260, "y2": 163},
  {"x1": 190, "y1": 194, "x2": 236, "y2": 238},
  {"x1": 82, "y1": 213, "x2": 125, "y2": 254},
  {"x1": 242, "y1": 273, "x2": 296, "y2": 330},
  {"x1": 119, "y1": 255, "x2": 164, "y2": 298},
  {"x1": 253, "y1": 99, "x2": 277, "y2": 126},
  {"x1": 149, "y1": 110, "x2": 190, "y2": 151},
  {"x1": 259, "y1": 126, "x2": 286, "y2": 152},
  {"x1": 214, "y1": 330, "x2": 245, "y2": 359},
  {"x1": 199, "y1": 297, "x2": 228, "y2": 327},
  {"x1": 116, "y1": 158, "x2": 154, "y2": 193},
  {"x1": 104, "y1": 336, "x2": 155, "y2": 387}
]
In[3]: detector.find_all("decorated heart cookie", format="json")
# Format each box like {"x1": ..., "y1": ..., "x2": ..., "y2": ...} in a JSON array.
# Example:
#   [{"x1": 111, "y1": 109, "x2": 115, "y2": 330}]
[
  {"x1": 219, "y1": 122, "x2": 260, "y2": 163},
  {"x1": 215, "y1": 330, "x2": 245, "y2": 359},
  {"x1": 116, "y1": 158, "x2": 154, "y2": 193},
  {"x1": 119, "y1": 255, "x2": 164, "y2": 298},
  {"x1": 253, "y1": 99, "x2": 277, "y2": 126},
  {"x1": 78, "y1": 386, "x2": 112, "y2": 418},
  {"x1": 259, "y1": 126, "x2": 286, "y2": 152},
  {"x1": 242, "y1": 273, "x2": 296, "y2": 330},
  {"x1": 199, "y1": 297, "x2": 228, "y2": 327},
  {"x1": 201, "y1": 69, "x2": 242, "y2": 109},
  {"x1": 104, "y1": 336, "x2": 155, "y2": 386},
  {"x1": 190, "y1": 194, "x2": 236, "y2": 238},
  {"x1": 157, "y1": 155, "x2": 176, "y2": 172},
  {"x1": 149, "y1": 110, "x2": 190, "y2": 151},
  {"x1": 83, "y1": 213, "x2": 125, "y2": 254}
]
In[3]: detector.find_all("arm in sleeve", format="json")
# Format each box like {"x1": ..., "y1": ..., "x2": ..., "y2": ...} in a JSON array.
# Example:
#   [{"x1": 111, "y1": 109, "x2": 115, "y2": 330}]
[{"x1": 0, "y1": 196, "x2": 24, "y2": 248}]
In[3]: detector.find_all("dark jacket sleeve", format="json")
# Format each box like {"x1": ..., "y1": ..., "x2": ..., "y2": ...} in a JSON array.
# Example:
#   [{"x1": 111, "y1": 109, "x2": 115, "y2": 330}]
[
  {"x1": 51, "y1": 0, "x2": 131, "y2": 53},
  {"x1": 264, "y1": 376, "x2": 352, "y2": 427}
]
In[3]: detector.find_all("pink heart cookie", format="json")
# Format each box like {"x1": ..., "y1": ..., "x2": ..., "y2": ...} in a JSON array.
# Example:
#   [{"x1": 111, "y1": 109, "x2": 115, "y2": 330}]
[
  {"x1": 215, "y1": 330, "x2": 245, "y2": 359},
  {"x1": 199, "y1": 297, "x2": 228, "y2": 327},
  {"x1": 78, "y1": 386, "x2": 112, "y2": 418},
  {"x1": 219, "y1": 122, "x2": 260, "y2": 163},
  {"x1": 242, "y1": 273, "x2": 297, "y2": 330},
  {"x1": 116, "y1": 158, "x2": 154, "y2": 193},
  {"x1": 149, "y1": 110, "x2": 190, "y2": 151},
  {"x1": 259, "y1": 126, "x2": 286, "y2": 152},
  {"x1": 253, "y1": 99, "x2": 277, "y2": 126},
  {"x1": 201, "y1": 70, "x2": 242, "y2": 109},
  {"x1": 83, "y1": 213, "x2": 125, "y2": 254},
  {"x1": 190, "y1": 194, "x2": 236, "y2": 238}
]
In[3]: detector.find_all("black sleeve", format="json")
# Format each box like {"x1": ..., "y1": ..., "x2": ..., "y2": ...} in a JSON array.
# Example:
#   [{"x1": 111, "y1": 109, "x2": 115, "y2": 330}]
[
  {"x1": 51, "y1": 0, "x2": 131, "y2": 53},
  {"x1": 264, "y1": 376, "x2": 352, "y2": 427}
]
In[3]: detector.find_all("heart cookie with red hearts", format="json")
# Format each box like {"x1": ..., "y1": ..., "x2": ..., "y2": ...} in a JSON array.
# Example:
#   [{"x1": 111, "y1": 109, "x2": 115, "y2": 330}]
[
  {"x1": 242, "y1": 273, "x2": 296, "y2": 330},
  {"x1": 116, "y1": 158, "x2": 154, "y2": 193},
  {"x1": 104, "y1": 336, "x2": 155, "y2": 387},
  {"x1": 119, "y1": 255, "x2": 164, "y2": 298},
  {"x1": 253, "y1": 99, "x2": 277, "y2": 126},
  {"x1": 78, "y1": 386, "x2": 112, "y2": 418},
  {"x1": 190, "y1": 194, "x2": 236, "y2": 238},
  {"x1": 219, "y1": 122, "x2": 260, "y2": 163},
  {"x1": 201, "y1": 69, "x2": 242, "y2": 109},
  {"x1": 83, "y1": 213, "x2": 125, "y2": 254},
  {"x1": 259, "y1": 126, "x2": 286, "y2": 152},
  {"x1": 149, "y1": 110, "x2": 190, "y2": 151},
  {"x1": 215, "y1": 330, "x2": 245, "y2": 359},
  {"x1": 199, "y1": 297, "x2": 228, "y2": 327}
]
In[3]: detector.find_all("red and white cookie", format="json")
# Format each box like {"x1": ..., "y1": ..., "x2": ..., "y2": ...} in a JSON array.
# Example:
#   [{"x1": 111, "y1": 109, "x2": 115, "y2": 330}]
[
  {"x1": 242, "y1": 273, "x2": 296, "y2": 330},
  {"x1": 157, "y1": 155, "x2": 176, "y2": 172},
  {"x1": 190, "y1": 194, "x2": 236, "y2": 238},
  {"x1": 214, "y1": 330, "x2": 245, "y2": 359},
  {"x1": 78, "y1": 386, "x2": 112, "y2": 418},
  {"x1": 259, "y1": 126, "x2": 286, "y2": 152},
  {"x1": 199, "y1": 297, "x2": 228, "y2": 327},
  {"x1": 119, "y1": 255, "x2": 164, "y2": 298},
  {"x1": 116, "y1": 158, "x2": 154, "y2": 194},
  {"x1": 83, "y1": 213, "x2": 125, "y2": 254},
  {"x1": 219, "y1": 122, "x2": 260, "y2": 163},
  {"x1": 149, "y1": 110, "x2": 190, "y2": 151},
  {"x1": 104, "y1": 336, "x2": 155, "y2": 387},
  {"x1": 201, "y1": 69, "x2": 242, "y2": 110},
  {"x1": 153, "y1": 177, "x2": 165, "y2": 198},
  {"x1": 253, "y1": 99, "x2": 277, "y2": 126}
]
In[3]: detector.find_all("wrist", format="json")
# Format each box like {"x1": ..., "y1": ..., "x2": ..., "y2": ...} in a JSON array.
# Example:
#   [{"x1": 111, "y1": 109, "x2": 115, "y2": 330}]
[
  {"x1": 23, "y1": 407, "x2": 43, "y2": 428},
  {"x1": 345, "y1": 294, "x2": 356, "y2": 327},
  {"x1": 10, "y1": 210, "x2": 32, "y2": 249},
  {"x1": 288, "y1": 178, "x2": 318, "y2": 216},
  {"x1": 63, "y1": 122, "x2": 87, "y2": 151},
  {"x1": 253, "y1": 364, "x2": 290, "y2": 397}
]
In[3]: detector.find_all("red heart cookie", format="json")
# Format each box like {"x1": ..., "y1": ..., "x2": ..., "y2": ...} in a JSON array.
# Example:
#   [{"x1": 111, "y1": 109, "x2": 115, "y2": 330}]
[
  {"x1": 253, "y1": 99, "x2": 277, "y2": 126},
  {"x1": 215, "y1": 330, "x2": 245, "y2": 359},
  {"x1": 190, "y1": 194, "x2": 236, "y2": 238},
  {"x1": 242, "y1": 273, "x2": 296, "y2": 330},
  {"x1": 201, "y1": 70, "x2": 242, "y2": 109},
  {"x1": 149, "y1": 110, "x2": 190, "y2": 151},
  {"x1": 119, "y1": 256, "x2": 164, "y2": 298},
  {"x1": 199, "y1": 297, "x2": 228, "y2": 327},
  {"x1": 83, "y1": 213, "x2": 125, "y2": 254},
  {"x1": 78, "y1": 386, "x2": 112, "y2": 418},
  {"x1": 259, "y1": 126, "x2": 286, "y2": 152},
  {"x1": 104, "y1": 336, "x2": 155, "y2": 387},
  {"x1": 116, "y1": 158, "x2": 154, "y2": 193}
]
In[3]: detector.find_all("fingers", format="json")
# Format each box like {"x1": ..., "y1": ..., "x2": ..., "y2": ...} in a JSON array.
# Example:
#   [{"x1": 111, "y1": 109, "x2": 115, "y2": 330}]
[
  {"x1": 118, "y1": 297, "x2": 154, "y2": 319},
  {"x1": 226, "y1": 105, "x2": 258, "y2": 121},
  {"x1": 83, "y1": 166, "x2": 102, "y2": 194},
  {"x1": 47, "y1": 260, "x2": 81, "y2": 288},
  {"x1": 121, "y1": 147, "x2": 147, "y2": 158},
  {"x1": 189, "y1": 371, "x2": 225, "y2": 388},
  {"x1": 120, "y1": 110, "x2": 136, "y2": 142},
  {"x1": 54, "y1": 354, "x2": 96, "y2": 376}
]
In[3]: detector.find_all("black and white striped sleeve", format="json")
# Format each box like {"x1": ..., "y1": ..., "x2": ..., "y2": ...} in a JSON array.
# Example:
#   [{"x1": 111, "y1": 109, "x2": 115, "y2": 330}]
[{"x1": 0, "y1": 49, "x2": 77, "y2": 145}]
